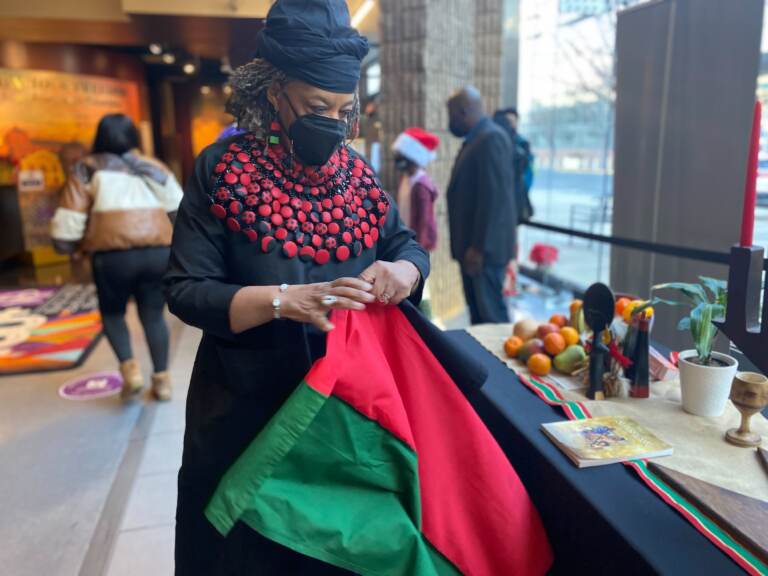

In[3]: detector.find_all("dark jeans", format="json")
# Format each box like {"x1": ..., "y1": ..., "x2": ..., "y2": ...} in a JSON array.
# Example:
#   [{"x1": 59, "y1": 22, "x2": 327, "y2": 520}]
[
  {"x1": 92, "y1": 247, "x2": 170, "y2": 372},
  {"x1": 461, "y1": 264, "x2": 509, "y2": 324}
]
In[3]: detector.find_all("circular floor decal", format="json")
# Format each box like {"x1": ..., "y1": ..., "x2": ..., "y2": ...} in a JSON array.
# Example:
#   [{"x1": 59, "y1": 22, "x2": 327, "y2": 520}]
[{"x1": 59, "y1": 371, "x2": 123, "y2": 401}]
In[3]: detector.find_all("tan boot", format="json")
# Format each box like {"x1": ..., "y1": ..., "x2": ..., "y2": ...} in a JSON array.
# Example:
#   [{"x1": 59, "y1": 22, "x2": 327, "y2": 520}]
[
  {"x1": 120, "y1": 359, "x2": 144, "y2": 399},
  {"x1": 151, "y1": 371, "x2": 172, "y2": 402}
]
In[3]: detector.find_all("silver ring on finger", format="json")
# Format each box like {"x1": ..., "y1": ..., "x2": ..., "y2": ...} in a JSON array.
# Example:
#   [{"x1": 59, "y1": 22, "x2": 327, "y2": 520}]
[
  {"x1": 379, "y1": 292, "x2": 392, "y2": 304},
  {"x1": 321, "y1": 295, "x2": 338, "y2": 306}
]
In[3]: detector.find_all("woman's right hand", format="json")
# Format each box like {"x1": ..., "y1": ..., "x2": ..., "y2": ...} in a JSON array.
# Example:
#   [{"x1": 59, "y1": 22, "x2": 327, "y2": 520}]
[{"x1": 281, "y1": 278, "x2": 375, "y2": 332}]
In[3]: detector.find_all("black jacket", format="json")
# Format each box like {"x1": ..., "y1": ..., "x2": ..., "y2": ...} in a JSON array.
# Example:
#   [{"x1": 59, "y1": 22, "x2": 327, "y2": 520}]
[{"x1": 446, "y1": 117, "x2": 517, "y2": 267}]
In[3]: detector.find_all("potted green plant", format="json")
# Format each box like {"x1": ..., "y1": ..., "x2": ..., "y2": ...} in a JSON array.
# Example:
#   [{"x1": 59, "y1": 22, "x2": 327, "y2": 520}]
[{"x1": 651, "y1": 277, "x2": 737, "y2": 417}]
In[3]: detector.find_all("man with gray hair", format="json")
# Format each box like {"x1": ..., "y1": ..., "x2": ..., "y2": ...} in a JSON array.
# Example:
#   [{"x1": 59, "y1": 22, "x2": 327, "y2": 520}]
[{"x1": 446, "y1": 86, "x2": 517, "y2": 324}]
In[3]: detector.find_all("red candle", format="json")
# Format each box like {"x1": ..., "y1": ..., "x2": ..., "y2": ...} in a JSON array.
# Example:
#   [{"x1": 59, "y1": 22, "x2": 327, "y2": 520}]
[{"x1": 740, "y1": 100, "x2": 761, "y2": 247}]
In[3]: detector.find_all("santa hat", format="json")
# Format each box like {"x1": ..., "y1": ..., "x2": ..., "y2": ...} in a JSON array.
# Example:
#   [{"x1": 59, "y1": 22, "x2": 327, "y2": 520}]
[{"x1": 392, "y1": 127, "x2": 440, "y2": 168}]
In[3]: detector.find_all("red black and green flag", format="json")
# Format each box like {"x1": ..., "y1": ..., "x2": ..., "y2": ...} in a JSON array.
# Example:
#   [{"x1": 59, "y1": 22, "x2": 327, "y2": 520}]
[{"x1": 206, "y1": 306, "x2": 552, "y2": 575}]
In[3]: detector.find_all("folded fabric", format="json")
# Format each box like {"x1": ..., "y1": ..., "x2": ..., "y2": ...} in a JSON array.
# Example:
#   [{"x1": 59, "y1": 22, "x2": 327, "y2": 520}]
[{"x1": 206, "y1": 306, "x2": 553, "y2": 575}]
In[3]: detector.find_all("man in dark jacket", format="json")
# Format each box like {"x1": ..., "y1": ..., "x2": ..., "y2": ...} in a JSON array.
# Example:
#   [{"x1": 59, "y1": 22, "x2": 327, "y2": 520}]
[
  {"x1": 493, "y1": 107, "x2": 534, "y2": 223},
  {"x1": 446, "y1": 86, "x2": 517, "y2": 324}
]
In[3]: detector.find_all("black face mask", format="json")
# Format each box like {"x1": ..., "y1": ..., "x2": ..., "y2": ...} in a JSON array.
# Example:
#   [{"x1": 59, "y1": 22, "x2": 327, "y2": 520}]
[
  {"x1": 282, "y1": 95, "x2": 347, "y2": 166},
  {"x1": 449, "y1": 120, "x2": 467, "y2": 138},
  {"x1": 394, "y1": 157, "x2": 411, "y2": 172}
]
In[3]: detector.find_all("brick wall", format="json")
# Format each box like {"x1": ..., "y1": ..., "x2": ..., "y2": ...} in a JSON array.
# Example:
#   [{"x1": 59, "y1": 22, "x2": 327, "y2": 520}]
[{"x1": 380, "y1": 0, "x2": 504, "y2": 320}]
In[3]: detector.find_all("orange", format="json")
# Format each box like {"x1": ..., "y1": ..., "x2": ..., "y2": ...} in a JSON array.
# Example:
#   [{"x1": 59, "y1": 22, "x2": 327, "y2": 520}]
[
  {"x1": 549, "y1": 314, "x2": 567, "y2": 328},
  {"x1": 559, "y1": 326, "x2": 580, "y2": 346},
  {"x1": 543, "y1": 332, "x2": 566, "y2": 356},
  {"x1": 527, "y1": 353, "x2": 552, "y2": 376},
  {"x1": 614, "y1": 297, "x2": 631, "y2": 317},
  {"x1": 504, "y1": 336, "x2": 524, "y2": 358}
]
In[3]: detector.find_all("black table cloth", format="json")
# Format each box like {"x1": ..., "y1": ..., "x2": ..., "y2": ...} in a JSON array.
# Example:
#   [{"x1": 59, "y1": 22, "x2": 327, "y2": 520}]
[{"x1": 449, "y1": 330, "x2": 745, "y2": 575}]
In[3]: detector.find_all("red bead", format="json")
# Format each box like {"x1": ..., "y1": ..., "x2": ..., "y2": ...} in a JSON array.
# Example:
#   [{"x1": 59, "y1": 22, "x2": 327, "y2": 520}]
[
  {"x1": 294, "y1": 184, "x2": 304, "y2": 193},
  {"x1": 331, "y1": 208, "x2": 344, "y2": 220},
  {"x1": 351, "y1": 167, "x2": 363, "y2": 178},
  {"x1": 332, "y1": 195, "x2": 344, "y2": 207},
  {"x1": 271, "y1": 214, "x2": 284, "y2": 226},
  {"x1": 325, "y1": 237, "x2": 337, "y2": 249},
  {"x1": 274, "y1": 170, "x2": 283, "y2": 178},
  {"x1": 210, "y1": 204, "x2": 227, "y2": 219},
  {"x1": 226, "y1": 217, "x2": 241, "y2": 232},
  {"x1": 342, "y1": 231, "x2": 352, "y2": 244},
  {"x1": 222, "y1": 153, "x2": 234, "y2": 162},
  {"x1": 244, "y1": 163, "x2": 256, "y2": 173},
  {"x1": 328, "y1": 222, "x2": 340, "y2": 235},
  {"x1": 229, "y1": 143, "x2": 241, "y2": 152},
  {"x1": 272, "y1": 200, "x2": 281, "y2": 212},
  {"x1": 284, "y1": 181, "x2": 294, "y2": 190},
  {"x1": 353, "y1": 158, "x2": 364, "y2": 168},
  {"x1": 261, "y1": 191, "x2": 273, "y2": 203},
  {"x1": 315, "y1": 249, "x2": 330, "y2": 265},
  {"x1": 282, "y1": 241, "x2": 298, "y2": 258},
  {"x1": 280, "y1": 206, "x2": 294, "y2": 219},
  {"x1": 369, "y1": 188, "x2": 381, "y2": 201},
  {"x1": 243, "y1": 229, "x2": 258, "y2": 242},
  {"x1": 290, "y1": 197, "x2": 303, "y2": 209},
  {"x1": 369, "y1": 214, "x2": 378, "y2": 225},
  {"x1": 224, "y1": 173, "x2": 238, "y2": 185},
  {"x1": 354, "y1": 227, "x2": 362, "y2": 239},
  {"x1": 297, "y1": 211, "x2": 307, "y2": 223},
  {"x1": 310, "y1": 187, "x2": 320, "y2": 196},
  {"x1": 300, "y1": 246, "x2": 316, "y2": 261},
  {"x1": 364, "y1": 234, "x2": 373, "y2": 249},
  {"x1": 336, "y1": 246, "x2": 350, "y2": 262},
  {"x1": 321, "y1": 198, "x2": 333, "y2": 210},
  {"x1": 215, "y1": 187, "x2": 230, "y2": 201},
  {"x1": 242, "y1": 211, "x2": 256, "y2": 225},
  {"x1": 278, "y1": 193, "x2": 290, "y2": 205},
  {"x1": 275, "y1": 228, "x2": 288, "y2": 241},
  {"x1": 357, "y1": 208, "x2": 367, "y2": 218},
  {"x1": 262, "y1": 179, "x2": 274, "y2": 189},
  {"x1": 370, "y1": 228, "x2": 379, "y2": 241},
  {"x1": 316, "y1": 223, "x2": 328, "y2": 235},
  {"x1": 321, "y1": 212, "x2": 332, "y2": 224},
  {"x1": 286, "y1": 218, "x2": 298, "y2": 231},
  {"x1": 261, "y1": 236, "x2": 276, "y2": 253},
  {"x1": 301, "y1": 200, "x2": 313, "y2": 212},
  {"x1": 239, "y1": 173, "x2": 251, "y2": 186},
  {"x1": 258, "y1": 204, "x2": 272, "y2": 217},
  {"x1": 229, "y1": 201, "x2": 242, "y2": 215},
  {"x1": 361, "y1": 222, "x2": 370, "y2": 233},
  {"x1": 230, "y1": 164, "x2": 243, "y2": 175},
  {"x1": 214, "y1": 162, "x2": 227, "y2": 174},
  {"x1": 312, "y1": 234, "x2": 322, "y2": 247},
  {"x1": 245, "y1": 195, "x2": 259, "y2": 207},
  {"x1": 236, "y1": 152, "x2": 250, "y2": 163},
  {"x1": 302, "y1": 222, "x2": 314, "y2": 233}
]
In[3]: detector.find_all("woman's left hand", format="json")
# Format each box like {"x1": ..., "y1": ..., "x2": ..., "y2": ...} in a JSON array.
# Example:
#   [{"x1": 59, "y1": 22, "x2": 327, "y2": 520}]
[{"x1": 359, "y1": 260, "x2": 420, "y2": 305}]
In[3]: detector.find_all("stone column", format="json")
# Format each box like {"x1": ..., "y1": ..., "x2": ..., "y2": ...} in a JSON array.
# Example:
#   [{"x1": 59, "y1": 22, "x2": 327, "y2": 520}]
[{"x1": 380, "y1": 0, "x2": 504, "y2": 321}]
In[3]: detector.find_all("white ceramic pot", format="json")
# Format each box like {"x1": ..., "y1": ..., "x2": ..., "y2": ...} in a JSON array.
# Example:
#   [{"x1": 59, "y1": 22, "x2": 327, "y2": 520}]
[{"x1": 678, "y1": 350, "x2": 738, "y2": 417}]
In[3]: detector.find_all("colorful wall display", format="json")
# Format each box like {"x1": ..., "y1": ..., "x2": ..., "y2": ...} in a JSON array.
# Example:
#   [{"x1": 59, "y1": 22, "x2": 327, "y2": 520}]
[
  {"x1": 0, "y1": 68, "x2": 141, "y2": 251},
  {"x1": 0, "y1": 284, "x2": 103, "y2": 376}
]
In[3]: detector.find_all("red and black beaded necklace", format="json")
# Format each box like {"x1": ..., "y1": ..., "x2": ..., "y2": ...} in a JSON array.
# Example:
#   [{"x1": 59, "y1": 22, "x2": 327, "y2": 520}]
[{"x1": 208, "y1": 133, "x2": 389, "y2": 265}]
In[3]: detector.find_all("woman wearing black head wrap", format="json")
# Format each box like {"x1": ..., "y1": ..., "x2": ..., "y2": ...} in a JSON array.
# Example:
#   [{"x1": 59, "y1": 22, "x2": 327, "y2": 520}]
[{"x1": 165, "y1": 1, "x2": 429, "y2": 574}]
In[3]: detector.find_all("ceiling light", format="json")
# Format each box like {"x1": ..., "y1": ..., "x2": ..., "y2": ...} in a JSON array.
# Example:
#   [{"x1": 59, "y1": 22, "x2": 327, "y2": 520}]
[
  {"x1": 162, "y1": 53, "x2": 176, "y2": 65},
  {"x1": 351, "y1": 0, "x2": 375, "y2": 29},
  {"x1": 149, "y1": 43, "x2": 162, "y2": 55},
  {"x1": 183, "y1": 62, "x2": 196, "y2": 75},
  {"x1": 223, "y1": 84, "x2": 233, "y2": 96},
  {"x1": 200, "y1": 85, "x2": 212, "y2": 95}
]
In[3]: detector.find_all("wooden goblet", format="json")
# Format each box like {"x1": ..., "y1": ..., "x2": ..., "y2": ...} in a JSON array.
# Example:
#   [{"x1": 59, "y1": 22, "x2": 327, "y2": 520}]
[{"x1": 726, "y1": 372, "x2": 768, "y2": 448}]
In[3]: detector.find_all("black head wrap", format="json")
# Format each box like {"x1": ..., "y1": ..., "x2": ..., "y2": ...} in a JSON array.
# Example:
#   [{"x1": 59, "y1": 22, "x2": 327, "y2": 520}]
[{"x1": 256, "y1": 0, "x2": 370, "y2": 93}]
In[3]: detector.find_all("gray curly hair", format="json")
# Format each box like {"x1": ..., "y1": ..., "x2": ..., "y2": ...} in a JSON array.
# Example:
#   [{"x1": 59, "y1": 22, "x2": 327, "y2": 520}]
[{"x1": 227, "y1": 58, "x2": 360, "y2": 139}]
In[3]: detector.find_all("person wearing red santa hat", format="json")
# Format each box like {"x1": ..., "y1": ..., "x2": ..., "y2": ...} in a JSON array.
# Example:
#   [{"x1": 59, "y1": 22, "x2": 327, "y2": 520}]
[{"x1": 392, "y1": 127, "x2": 440, "y2": 252}]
